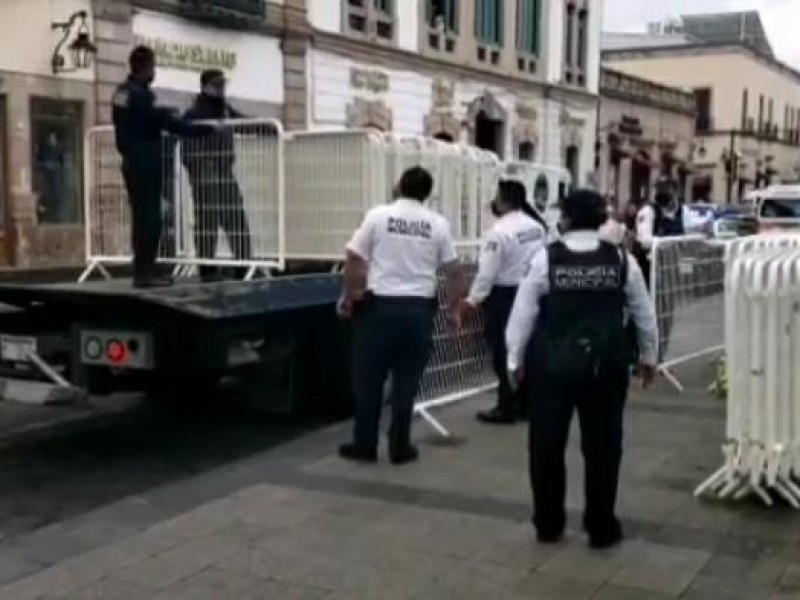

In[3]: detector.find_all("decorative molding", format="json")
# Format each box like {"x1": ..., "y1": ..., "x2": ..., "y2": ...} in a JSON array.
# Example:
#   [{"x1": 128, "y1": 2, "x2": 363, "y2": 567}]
[
  {"x1": 349, "y1": 66, "x2": 389, "y2": 94},
  {"x1": 465, "y1": 91, "x2": 506, "y2": 124},
  {"x1": 424, "y1": 111, "x2": 460, "y2": 139},
  {"x1": 431, "y1": 78, "x2": 455, "y2": 110},
  {"x1": 346, "y1": 97, "x2": 393, "y2": 131}
]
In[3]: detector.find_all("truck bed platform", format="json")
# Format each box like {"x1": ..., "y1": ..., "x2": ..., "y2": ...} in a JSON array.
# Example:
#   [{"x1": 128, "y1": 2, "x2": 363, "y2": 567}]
[{"x1": 0, "y1": 275, "x2": 343, "y2": 322}]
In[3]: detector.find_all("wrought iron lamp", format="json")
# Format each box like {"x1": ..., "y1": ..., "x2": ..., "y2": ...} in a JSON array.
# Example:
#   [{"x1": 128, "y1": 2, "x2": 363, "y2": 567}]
[{"x1": 51, "y1": 10, "x2": 97, "y2": 74}]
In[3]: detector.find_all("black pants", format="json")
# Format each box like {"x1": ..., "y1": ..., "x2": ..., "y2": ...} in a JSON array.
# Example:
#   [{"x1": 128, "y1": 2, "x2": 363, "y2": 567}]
[
  {"x1": 528, "y1": 368, "x2": 629, "y2": 538},
  {"x1": 351, "y1": 297, "x2": 436, "y2": 451},
  {"x1": 191, "y1": 170, "x2": 251, "y2": 278},
  {"x1": 484, "y1": 285, "x2": 521, "y2": 415},
  {"x1": 122, "y1": 158, "x2": 163, "y2": 279}
]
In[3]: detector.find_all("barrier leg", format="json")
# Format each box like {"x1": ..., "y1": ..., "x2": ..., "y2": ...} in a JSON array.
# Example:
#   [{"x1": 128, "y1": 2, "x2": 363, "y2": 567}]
[
  {"x1": 415, "y1": 406, "x2": 451, "y2": 438},
  {"x1": 78, "y1": 261, "x2": 112, "y2": 283},
  {"x1": 244, "y1": 265, "x2": 257, "y2": 281},
  {"x1": 659, "y1": 367, "x2": 685, "y2": 393},
  {"x1": 694, "y1": 466, "x2": 728, "y2": 498}
]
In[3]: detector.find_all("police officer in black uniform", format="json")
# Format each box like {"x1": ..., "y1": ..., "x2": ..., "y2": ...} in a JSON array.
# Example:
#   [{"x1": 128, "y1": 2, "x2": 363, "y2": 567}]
[
  {"x1": 338, "y1": 167, "x2": 465, "y2": 465},
  {"x1": 506, "y1": 189, "x2": 658, "y2": 549},
  {"x1": 182, "y1": 69, "x2": 252, "y2": 282},
  {"x1": 112, "y1": 46, "x2": 217, "y2": 288}
]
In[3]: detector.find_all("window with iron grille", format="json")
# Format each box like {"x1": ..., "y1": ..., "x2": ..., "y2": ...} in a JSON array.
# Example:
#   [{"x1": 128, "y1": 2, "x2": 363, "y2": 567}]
[{"x1": 475, "y1": 0, "x2": 503, "y2": 46}]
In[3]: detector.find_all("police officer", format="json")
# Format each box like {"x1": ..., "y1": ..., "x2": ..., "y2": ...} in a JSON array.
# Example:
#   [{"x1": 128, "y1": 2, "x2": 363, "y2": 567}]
[
  {"x1": 338, "y1": 167, "x2": 465, "y2": 464},
  {"x1": 634, "y1": 177, "x2": 687, "y2": 361},
  {"x1": 459, "y1": 180, "x2": 546, "y2": 425},
  {"x1": 112, "y1": 46, "x2": 217, "y2": 288},
  {"x1": 506, "y1": 189, "x2": 657, "y2": 549},
  {"x1": 182, "y1": 69, "x2": 252, "y2": 282}
]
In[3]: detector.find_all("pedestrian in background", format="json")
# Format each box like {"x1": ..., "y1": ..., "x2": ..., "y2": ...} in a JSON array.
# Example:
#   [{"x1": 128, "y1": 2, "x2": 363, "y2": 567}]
[
  {"x1": 112, "y1": 46, "x2": 217, "y2": 288},
  {"x1": 459, "y1": 179, "x2": 546, "y2": 425},
  {"x1": 337, "y1": 167, "x2": 465, "y2": 465},
  {"x1": 506, "y1": 189, "x2": 657, "y2": 549},
  {"x1": 182, "y1": 69, "x2": 252, "y2": 282}
]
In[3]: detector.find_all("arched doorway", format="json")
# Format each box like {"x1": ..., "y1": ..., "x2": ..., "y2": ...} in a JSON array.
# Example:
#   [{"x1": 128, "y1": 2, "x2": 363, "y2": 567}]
[
  {"x1": 631, "y1": 150, "x2": 652, "y2": 204},
  {"x1": 565, "y1": 145, "x2": 579, "y2": 185},
  {"x1": 467, "y1": 92, "x2": 506, "y2": 157}
]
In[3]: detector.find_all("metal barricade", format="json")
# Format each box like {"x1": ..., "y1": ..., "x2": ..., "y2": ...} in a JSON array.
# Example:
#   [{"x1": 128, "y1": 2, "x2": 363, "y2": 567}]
[
  {"x1": 414, "y1": 242, "x2": 496, "y2": 438},
  {"x1": 649, "y1": 235, "x2": 726, "y2": 391},
  {"x1": 695, "y1": 247, "x2": 800, "y2": 508},
  {"x1": 282, "y1": 130, "x2": 501, "y2": 262},
  {"x1": 81, "y1": 119, "x2": 285, "y2": 281}
]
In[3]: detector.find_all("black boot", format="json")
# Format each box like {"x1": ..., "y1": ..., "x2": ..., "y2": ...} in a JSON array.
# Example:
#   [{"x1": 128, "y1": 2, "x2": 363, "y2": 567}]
[
  {"x1": 477, "y1": 407, "x2": 516, "y2": 425},
  {"x1": 338, "y1": 443, "x2": 377, "y2": 464}
]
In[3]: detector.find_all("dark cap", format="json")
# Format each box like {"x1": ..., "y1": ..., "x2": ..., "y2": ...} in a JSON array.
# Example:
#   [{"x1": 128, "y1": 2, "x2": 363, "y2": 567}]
[{"x1": 200, "y1": 69, "x2": 225, "y2": 87}]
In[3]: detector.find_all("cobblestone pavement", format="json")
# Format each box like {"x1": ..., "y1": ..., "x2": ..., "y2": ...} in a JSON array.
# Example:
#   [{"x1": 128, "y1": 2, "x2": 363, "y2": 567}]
[{"x1": 0, "y1": 369, "x2": 799, "y2": 600}]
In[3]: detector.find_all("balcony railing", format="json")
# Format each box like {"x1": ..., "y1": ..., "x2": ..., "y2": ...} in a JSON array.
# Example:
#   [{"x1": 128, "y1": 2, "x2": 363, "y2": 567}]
[{"x1": 178, "y1": 0, "x2": 266, "y2": 21}]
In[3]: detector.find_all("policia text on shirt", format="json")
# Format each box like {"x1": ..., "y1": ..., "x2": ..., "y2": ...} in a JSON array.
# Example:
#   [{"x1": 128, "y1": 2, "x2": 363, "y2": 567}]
[
  {"x1": 337, "y1": 167, "x2": 466, "y2": 465},
  {"x1": 506, "y1": 189, "x2": 658, "y2": 550}
]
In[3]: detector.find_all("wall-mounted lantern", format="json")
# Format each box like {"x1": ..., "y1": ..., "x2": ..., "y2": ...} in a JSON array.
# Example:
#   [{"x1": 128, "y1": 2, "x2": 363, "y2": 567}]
[{"x1": 51, "y1": 10, "x2": 97, "y2": 74}]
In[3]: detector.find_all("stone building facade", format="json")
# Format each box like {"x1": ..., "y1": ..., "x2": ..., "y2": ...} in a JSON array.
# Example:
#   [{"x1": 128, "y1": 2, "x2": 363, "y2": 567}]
[
  {"x1": 597, "y1": 67, "x2": 696, "y2": 208},
  {"x1": 0, "y1": 0, "x2": 604, "y2": 269}
]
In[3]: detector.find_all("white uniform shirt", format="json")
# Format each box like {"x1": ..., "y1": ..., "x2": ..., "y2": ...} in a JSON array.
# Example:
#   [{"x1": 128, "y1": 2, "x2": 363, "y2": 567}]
[
  {"x1": 505, "y1": 230, "x2": 658, "y2": 372},
  {"x1": 635, "y1": 204, "x2": 695, "y2": 256},
  {"x1": 468, "y1": 211, "x2": 546, "y2": 305},
  {"x1": 346, "y1": 198, "x2": 458, "y2": 298}
]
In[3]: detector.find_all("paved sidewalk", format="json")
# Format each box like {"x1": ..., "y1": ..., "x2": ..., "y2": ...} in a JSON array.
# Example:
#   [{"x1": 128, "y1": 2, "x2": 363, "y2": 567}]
[{"x1": 0, "y1": 369, "x2": 799, "y2": 599}]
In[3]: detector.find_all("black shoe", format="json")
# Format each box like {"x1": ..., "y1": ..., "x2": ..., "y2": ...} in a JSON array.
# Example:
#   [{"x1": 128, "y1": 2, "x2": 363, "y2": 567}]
[
  {"x1": 588, "y1": 525, "x2": 623, "y2": 550},
  {"x1": 338, "y1": 443, "x2": 377, "y2": 463},
  {"x1": 389, "y1": 445, "x2": 419, "y2": 465},
  {"x1": 536, "y1": 529, "x2": 565, "y2": 544},
  {"x1": 133, "y1": 275, "x2": 173, "y2": 289},
  {"x1": 476, "y1": 408, "x2": 516, "y2": 425}
]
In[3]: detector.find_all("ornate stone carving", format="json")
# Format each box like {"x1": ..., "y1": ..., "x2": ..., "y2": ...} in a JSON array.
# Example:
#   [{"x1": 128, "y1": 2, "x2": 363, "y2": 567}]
[
  {"x1": 466, "y1": 91, "x2": 506, "y2": 123},
  {"x1": 346, "y1": 97, "x2": 393, "y2": 131},
  {"x1": 432, "y1": 78, "x2": 455, "y2": 110},
  {"x1": 424, "y1": 112, "x2": 460, "y2": 140},
  {"x1": 349, "y1": 67, "x2": 390, "y2": 94},
  {"x1": 560, "y1": 108, "x2": 584, "y2": 149}
]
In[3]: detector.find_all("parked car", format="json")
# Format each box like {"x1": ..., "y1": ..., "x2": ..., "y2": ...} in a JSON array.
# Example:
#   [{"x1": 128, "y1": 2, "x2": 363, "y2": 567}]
[{"x1": 756, "y1": 186, "x2": 800, "y2": 233}]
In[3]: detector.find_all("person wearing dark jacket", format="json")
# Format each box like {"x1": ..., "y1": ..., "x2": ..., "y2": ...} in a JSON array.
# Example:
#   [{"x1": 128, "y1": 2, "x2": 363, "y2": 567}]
[
  {"x1": 112, "y1": 46, "x2": 217, "y2": 289},
  {"x1": 181, "y1": 69, "x2": 251, "y2": 281}
]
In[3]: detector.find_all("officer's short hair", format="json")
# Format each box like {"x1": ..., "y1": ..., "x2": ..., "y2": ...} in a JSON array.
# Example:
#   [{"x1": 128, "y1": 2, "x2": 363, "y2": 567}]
[
  {"x1": 397, "y1": 167, "x2": 434, "y2": 202},
  {"x1": 201, "y1": 69, "x2": 225, "y2": 87},
  {"x1": 129, "y1": 46, "x2": 155, "y2": 73},
  {"x1": 561, "y1": 189, "x2": 607, "y2": 231},
  {"x1": 498, "y1": 180, "x2": 527, "y2": 209}
]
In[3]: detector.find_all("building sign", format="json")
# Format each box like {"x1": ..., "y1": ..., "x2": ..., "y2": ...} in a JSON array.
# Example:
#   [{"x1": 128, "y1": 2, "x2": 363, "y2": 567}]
[
  {"x1": 131, "y1": 10, "x2": 283, "y2": 103},
  {"x1": 134, "y1": 36, "x2": 237, "y2": 73},
  {"x1": 350, "y1": 67, "x2": 389, "y2": 93},
  {"x1": 618, "y1": 115, "x2": 643, "y2": 137}
]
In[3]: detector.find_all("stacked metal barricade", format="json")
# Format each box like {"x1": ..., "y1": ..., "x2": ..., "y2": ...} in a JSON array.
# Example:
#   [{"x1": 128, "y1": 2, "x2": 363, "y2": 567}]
[{"x1": 695, "y1": 234, "x2": 800, "y2": 507}]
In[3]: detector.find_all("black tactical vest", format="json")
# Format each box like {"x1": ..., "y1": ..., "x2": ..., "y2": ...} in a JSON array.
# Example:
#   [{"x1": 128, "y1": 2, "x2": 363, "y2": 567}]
[{"x1": 528, "y1": 240, "x2": 628, "y2": 381}]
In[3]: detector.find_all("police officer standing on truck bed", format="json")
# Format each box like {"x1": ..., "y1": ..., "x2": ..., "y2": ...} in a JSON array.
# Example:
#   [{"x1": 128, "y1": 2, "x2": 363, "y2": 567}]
[
  {"x1": 337, "y1": 166, "x2": 466, "y2": 465},
  {"x1": 458, "y1": 179, "x2": 546, "y2": 425},
  {"x1": 182, "y1": 69, "x2": 252, "y2": 282},
  {"x1": 112, "y1": 46, "x2": 218, "y2": 289},
  {"x1": 506, "y1": 189, "x2": 657, "y2": 549}
]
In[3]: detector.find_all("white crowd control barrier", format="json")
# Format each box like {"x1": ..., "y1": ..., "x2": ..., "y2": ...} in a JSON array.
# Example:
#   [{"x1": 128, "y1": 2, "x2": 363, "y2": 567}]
[
  {"x1": 415, "y1": 243, "x2": 496, "y2": 437},
  {"x1": 283, "y1": 131, "x2": 501, "y2": 261},
  {"x1": 649, "y1": 235, "x2": 726, "y2": 391},
  {"x1": 81, "y1": 119, "x2": 285, "y2": 281},
  {"x1": 695, "y1": 245, "x2": 800, "y2": 508}
]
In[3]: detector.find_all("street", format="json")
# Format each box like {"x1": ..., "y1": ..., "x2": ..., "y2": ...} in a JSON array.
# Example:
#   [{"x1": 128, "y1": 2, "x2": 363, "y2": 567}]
[{"x1": 0, "y1": 394, "x2": 332, "y2": 543}]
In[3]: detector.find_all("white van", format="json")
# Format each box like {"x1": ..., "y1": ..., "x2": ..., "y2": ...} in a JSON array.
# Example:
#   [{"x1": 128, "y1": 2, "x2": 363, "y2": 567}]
[
  {"x1": 501, "y1": 162, "x2": 572, "y2": 232},
  {"x1": 753, "y1": 185, "x2": 800, "y2": 233}
]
